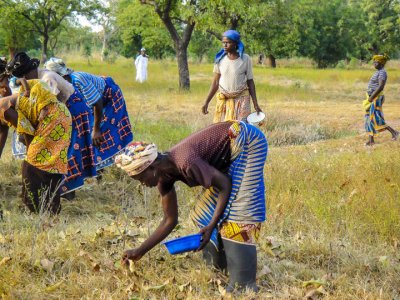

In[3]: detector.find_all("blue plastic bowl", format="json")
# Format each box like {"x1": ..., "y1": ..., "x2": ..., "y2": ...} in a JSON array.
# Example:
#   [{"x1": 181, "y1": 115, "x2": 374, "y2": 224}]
[{"x1": 162, "y1": 233, "x2": 202, "y2": 255}]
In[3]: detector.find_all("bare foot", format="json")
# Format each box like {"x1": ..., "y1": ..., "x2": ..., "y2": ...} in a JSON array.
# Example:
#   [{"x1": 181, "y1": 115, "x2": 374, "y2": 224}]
[{"x1": 391, "y1": 131, "x2": 399, "y2": 141}]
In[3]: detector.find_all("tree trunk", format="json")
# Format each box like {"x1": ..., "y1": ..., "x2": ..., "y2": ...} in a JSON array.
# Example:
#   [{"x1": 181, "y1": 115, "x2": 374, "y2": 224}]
[
  {"x1": 149, "y1": 0, "x2": 194, "y2": 90},
  {"x1": 101, "y1": 29, "x2": 110, "y2": 62},
  {"x1": 177, "y1": 45, "x2": 190, "y2": 90},
  {"x1": 8, "y1": 48, "x2": 17, "y2": 59},
  {"x1": 267, "y1": 54, "x2": 276, "y2": 68},
  {"x1": 258, "y1": 53, "x2": 264, "y2": 65},
  {"x1": 41, "y1": 34, "x2": 49, "y2": 63}
]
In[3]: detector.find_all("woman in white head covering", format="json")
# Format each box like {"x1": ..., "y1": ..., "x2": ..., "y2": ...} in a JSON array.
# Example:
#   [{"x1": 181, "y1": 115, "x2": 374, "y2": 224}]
[
  {"x1": 134, "y1": 48, "x2": 148, "y2": 83},
  {"x1": 116, "y1": 120, "x2": 268, "y2": 293}
]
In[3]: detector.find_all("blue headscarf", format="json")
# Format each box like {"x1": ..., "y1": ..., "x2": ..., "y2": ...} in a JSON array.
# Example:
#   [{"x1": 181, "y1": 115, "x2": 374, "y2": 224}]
[{"x1": 215, "y1": 30, "x2": 245, "y2": 64}]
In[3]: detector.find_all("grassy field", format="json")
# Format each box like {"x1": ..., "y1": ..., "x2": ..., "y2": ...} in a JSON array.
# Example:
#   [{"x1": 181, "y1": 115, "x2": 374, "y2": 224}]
[{"x1": 1, "y1": 56, "x2": 400, "y2": 299}]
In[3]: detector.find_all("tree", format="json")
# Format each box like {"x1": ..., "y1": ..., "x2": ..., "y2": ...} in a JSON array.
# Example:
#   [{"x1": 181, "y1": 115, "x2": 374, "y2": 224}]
[
  {"x1": 243, "y1": 0, "x2": 298, "y2": 68},
  {"x1": 116, "y1": 0, "x2": 174, "y2": 59},
  {"x1": 54, "y1": 23, "x2": 101, "y2": 54},
  {"x1": 188, "y1": 30, "x2": 217, "y2": 63},
  {"x1": 0, "y1": 0, "x2": 100, "y2": 62},
  {"x1": 0, "y1": 6, "x2": 38, "y2": 58},
  {"x1": 139, "y1": 0, "x2": 196, "y2": 90},
  {"x1": 360, "y1": 0, "x2": 400, "y2": 56},
  {"x1": 91, "y1": 0, "x2": 120, "y2": 62},
  {"x1": 287, "y1": 0, "x2": 356, "y2": 68}
]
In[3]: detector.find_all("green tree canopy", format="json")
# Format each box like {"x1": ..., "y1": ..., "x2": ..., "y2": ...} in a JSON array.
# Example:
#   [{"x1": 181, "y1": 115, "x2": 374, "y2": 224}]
[{"x1": 0, "y1": 0, "x2": 100, "y2": 62}]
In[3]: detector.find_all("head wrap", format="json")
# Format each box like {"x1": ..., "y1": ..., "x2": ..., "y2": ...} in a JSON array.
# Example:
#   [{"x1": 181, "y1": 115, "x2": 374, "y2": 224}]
[
  {"x1": 372, "y1": 54, "x2": 389, "y2": 65},
  {"x1": 115, "y1": 142, "x2": 158, "y2": 176},
  {"x1": 215, "y1": 30, "x2": 245, "y2": 64},
  {"x1": 141, "y1": 48, "x2": 146, "y2": 51},
  {"x1": 44, "y1": 57, "x2": 74, "y2": 76},
  {"x1": 6, "y1": 52, "x2": 40, "y2": 78}
]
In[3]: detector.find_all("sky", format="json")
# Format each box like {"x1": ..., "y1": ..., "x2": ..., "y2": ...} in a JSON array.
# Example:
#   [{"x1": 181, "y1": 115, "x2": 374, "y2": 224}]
[{"x1": 77, "y1": 15, "x2": 103, "y2": 33}]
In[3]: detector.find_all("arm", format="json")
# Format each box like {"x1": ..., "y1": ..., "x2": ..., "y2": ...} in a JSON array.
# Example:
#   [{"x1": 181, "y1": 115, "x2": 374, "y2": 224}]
[
  {"x1": 92, "y1": 99, "x2": 105, "y2": 147},
  {"x1": 369, "y1": 78, "x2": 386, "y2": 102},
  {"x1": 122, "y1": 184, "x2": 178, "y2": 263},
  {"x1": 247, "y1": 79, "x2": 262, "y2": 113},
  {"x1": 202, "y1": 73, "x2": 221, "y2": 115},
  {"x1": 197, "y1": 168, "x2": 231, "y2": 250},
  {"x1": 0, "y1": 122, "x2": 9, "y2": 158},
  {"x1": 0, "y1": 94, "x2": 18, "y2": 128},
  {"x1": 16, "y1": 78, "x2": 30, "y2": 97}
]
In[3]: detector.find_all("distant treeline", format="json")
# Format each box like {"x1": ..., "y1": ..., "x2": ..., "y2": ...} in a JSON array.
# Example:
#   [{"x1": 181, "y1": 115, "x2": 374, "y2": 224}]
[{"x1": 1, "y1": 0, "x2": 399, "y2": 88}]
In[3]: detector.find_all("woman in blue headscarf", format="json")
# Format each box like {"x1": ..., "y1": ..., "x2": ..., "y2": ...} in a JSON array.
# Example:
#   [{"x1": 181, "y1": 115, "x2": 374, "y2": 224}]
[{"x1": 202, "y1": 30, "x2": 263, "y2": 123}]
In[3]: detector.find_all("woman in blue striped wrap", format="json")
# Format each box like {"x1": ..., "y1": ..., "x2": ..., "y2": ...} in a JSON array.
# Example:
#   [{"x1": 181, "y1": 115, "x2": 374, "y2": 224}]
[
  {"x1": 115, "y1": 121, "x2": 268, "y2": 292},
  {"x1": 45, "y1": 58, "x2": 134, "y2": 171},
  {"x1": 364, "y1": 54, "x2": 398, "y2": 146}
]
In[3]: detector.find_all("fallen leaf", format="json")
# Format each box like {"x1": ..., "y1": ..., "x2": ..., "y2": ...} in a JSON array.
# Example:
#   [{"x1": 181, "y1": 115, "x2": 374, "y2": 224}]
[
  {"x1": 107, "y1": 237, "x2": 123, "y2": 245},
  {"x1": 92, "y1": 262, "x2": 100, "y2": 272},
  {"x1": 58, "y1": 231, "x2": 66, "y2": 240},
  {"x1": 40, "y1": 259, "x2": 54, "y2": 272},
  {"x1": 45, "y1": 281, "x2": 64, "y2": 292},
  {"x1": 142, "y1": 279, "x2": 170, "y2": 291},
  {"x1": 263, "y1": 246, "x2": 276, "y2": 257},
  {"x1": 125, "y1": 231, "x2": 139, "y2": 239},
  {"x1": 258, "y1": 264, "x2": 272, "y2": 278},
  {"x1": 263, "y1": 292, "x2": 275, "y2": 298},
  {"x1": 302, "y1": 279, "x2": 327, "y2": 288},
  {"x1": 340, "y1": 179, "x2": 350, "y2": 189},
  {"x1": 114, "y1": 260, "x2": 121, "y2": 269},
  {"x1": 0, "y1": 257, "x2": 12, "y2": 267},
  {"x1": 125, "y1": 282, "x2": 139, "y2": 293},
  {"x1": 178, "y1": 282, "x2": 190, "y2": 292},
  {"x1": 96, "y1": 227, "x2": 105, "y2": 237},
  {"x1": 129, "y1": 260, "x2": 135, "y2": 273},
  {"x1": 103, "y1": 259, "x2": 116, "y2": 270},
  {"x1": 379, "y1": 256, "x2": 389, "y2": 268},
  {"x1": 304, "y1": 286, "x2": 327, "y2": 299},
  {"x1": 78, "y1": 250, "x2": 95, "y2": 262},
  {"x1": 130, "y1": 216, "x2": 146, "y2": 226},
  {"x1": 218, "y1": 284, "x2": 226, "y2": 296}
]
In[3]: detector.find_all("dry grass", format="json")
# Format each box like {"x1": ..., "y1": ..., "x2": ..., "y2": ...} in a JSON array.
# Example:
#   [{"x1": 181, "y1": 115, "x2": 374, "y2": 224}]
[{"x1": 1, "y1": 56, "x2": 400, "y2": 299}]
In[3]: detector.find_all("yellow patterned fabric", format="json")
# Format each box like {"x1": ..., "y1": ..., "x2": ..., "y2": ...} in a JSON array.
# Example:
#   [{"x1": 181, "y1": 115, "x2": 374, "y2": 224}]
[
  {"x1": 26, "y1": 102, "x2": 71, "y2": 174},
  {"x1": 220, "y1": 222, "x2": 261, "y2": 245},
  {"x1": 213, "y1": 90, "x2": 251, "y2": 123},
  {"x1": 362, "y1": 92, "x2": 382, "y2": 112},
  {"x1": 16, "y1": 79, "x2": 58, "y2": 135},
  {"x1": 15, "y1": 80, "x2": 72, "y2": 174},
  {"x1": 214, "y1": 92, "x2": 235, "y2": 123}
]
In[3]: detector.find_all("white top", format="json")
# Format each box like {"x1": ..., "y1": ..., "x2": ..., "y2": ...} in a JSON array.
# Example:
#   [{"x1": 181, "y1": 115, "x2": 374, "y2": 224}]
[
  {"x1": 213, "y1": 53, "x2": 253, "y2": 94},
  {"x1": 38, "y1": 69, "x2": 74, "y2": 103},
  {"x1": 135, "y1": 55, "x2": 148, "y2": 83}
]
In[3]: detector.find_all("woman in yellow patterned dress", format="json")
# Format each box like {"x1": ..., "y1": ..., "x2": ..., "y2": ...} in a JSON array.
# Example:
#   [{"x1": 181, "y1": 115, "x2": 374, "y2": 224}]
[{"x1": 0, "y1": 79, "x2": 72, "y2": 214}]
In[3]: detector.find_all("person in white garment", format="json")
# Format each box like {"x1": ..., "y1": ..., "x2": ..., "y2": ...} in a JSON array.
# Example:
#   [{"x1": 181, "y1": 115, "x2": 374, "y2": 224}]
[{"x1": 135, "y1": 48, "x2": 148, "y2": 83}]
